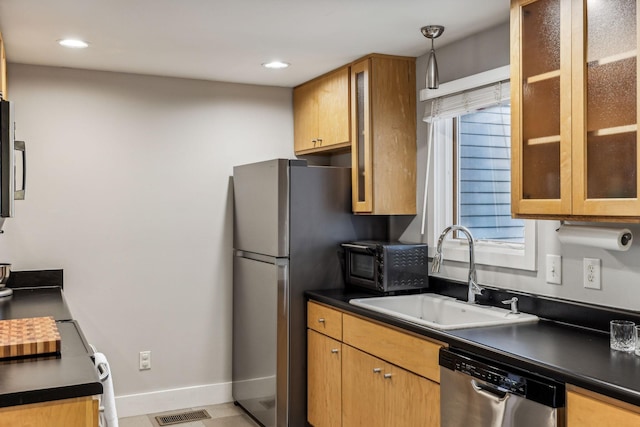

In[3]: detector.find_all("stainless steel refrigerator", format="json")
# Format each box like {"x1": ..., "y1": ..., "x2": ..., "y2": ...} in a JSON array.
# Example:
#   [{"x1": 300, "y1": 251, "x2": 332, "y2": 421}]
[{"x1": 232, "y1": 159, "x2": 387, "y2": 427}]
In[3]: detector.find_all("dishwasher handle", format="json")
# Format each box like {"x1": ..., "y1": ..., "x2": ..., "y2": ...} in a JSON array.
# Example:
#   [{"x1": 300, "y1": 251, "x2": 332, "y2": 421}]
[{"x1": 471, "y1": 379, "x2": 509, "y2": 402}]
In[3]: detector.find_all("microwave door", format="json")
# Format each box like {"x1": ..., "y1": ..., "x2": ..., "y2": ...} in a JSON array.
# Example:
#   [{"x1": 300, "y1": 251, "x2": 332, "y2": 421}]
[{"x1": 344, "y1": 246, "x2": 379, "y2": 290}]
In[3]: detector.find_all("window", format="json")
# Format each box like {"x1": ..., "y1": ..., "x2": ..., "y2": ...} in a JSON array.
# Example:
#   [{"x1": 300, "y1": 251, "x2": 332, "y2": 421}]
[
  {"x1": 456, "y1": 104, "x2": 525, "y2": 243},
  {"x1": 422, "y1": 66, "x2": 536, "y2": 271}
]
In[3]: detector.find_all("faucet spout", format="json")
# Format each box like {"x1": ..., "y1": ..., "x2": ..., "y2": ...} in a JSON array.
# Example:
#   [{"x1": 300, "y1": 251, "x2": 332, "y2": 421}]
[{"x1": 432, "y1": 225, "x2": 483, "y2": 304}]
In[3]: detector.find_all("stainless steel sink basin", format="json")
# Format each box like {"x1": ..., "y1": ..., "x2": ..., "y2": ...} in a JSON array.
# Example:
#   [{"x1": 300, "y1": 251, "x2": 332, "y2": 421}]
[{"x1": 349, "y1": 293, "x2": 538, "y2": 330}]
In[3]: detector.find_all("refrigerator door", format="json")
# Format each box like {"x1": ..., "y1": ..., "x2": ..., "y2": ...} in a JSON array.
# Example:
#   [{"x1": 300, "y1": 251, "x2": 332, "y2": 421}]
[
  {"x1": 232, "y1": 251, "x2": 288, "y2": 427},
  {"x1": 232, "y1": 159, "x2": 388, "y2": 427},
  {"x1": 233, "y1": 159, "x2": 300, "y2": 257}
]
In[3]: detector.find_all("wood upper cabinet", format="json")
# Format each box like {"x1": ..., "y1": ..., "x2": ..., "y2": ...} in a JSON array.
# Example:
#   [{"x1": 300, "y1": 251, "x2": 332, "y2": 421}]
[
  {"x1": 293, "y1": 67, "x2": 351, "y2": 154},
  {"x1": 351, "y1": 55, "x2": 417, "y2": 215},
  {"x1": 511, "y1": 0, "x2": 640, "y2": 220},
  {"x1": 567, "y1": 386, "x2": 640, "y2": 426},
  {"x1": 0, "y1": 32, "x2": 7, "y2": 100}
]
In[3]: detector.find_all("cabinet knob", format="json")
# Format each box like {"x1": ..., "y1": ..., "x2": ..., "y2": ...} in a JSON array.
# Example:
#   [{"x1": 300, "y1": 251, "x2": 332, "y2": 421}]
[
  {"x1": 331, "y1": 348, "x2": 339, "y2": 354},
  {"x1": 317, "y1": 138, "x2": 323, "y2": 146},
  {"x1": 312, "y1": 139, "x2": 317, "y2": 147},
  {"x1": 373, "y1": 368, "x2": 382, "y2": 373},
  {"x1": 317, "y1": 318, "x2": 325, "y2": 323},
  {"x1": 384, "y1": 373, "x2": 392, "y2": 379}
]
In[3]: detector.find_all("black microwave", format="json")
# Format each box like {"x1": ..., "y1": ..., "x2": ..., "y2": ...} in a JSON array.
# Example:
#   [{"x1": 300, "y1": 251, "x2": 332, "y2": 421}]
[{"x1": 341, "y1": 241, "x2": 429, "y2": 294}]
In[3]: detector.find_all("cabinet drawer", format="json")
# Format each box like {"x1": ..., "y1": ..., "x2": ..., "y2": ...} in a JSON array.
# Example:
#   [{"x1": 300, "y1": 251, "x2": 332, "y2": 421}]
[
  {"x1": 342, "y1": 313, "x2": 442, "y2": 383},
  {"x1": 307, "y1": 301, "x2": 342, "y2": 340}
]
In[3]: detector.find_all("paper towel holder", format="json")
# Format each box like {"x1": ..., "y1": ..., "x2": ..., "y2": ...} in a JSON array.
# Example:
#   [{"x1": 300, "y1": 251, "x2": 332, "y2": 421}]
[
  {"x1": 555, "y1": 222, "x2": 633, "y2": 251},
  {"x1": 621, "y1": 232, "x2": 633, "y2": 246},
  {"x1": 555, "y1": 222, "x2": 633, "y2": 244}
]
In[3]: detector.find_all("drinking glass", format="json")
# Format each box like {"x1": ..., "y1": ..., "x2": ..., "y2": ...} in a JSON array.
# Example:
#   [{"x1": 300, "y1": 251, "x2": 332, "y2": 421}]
[{"x1": 610, "y1": 320, "x2": 636, "y2": 352}]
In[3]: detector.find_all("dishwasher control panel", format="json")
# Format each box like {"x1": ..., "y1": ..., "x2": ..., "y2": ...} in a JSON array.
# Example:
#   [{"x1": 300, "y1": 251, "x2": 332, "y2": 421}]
[
  {"x1": 440, "y1": 347, "x2": 527, "y2": 395},
  {"x1": 439, "y1": 347, "x2": 565, "y2": 408}
]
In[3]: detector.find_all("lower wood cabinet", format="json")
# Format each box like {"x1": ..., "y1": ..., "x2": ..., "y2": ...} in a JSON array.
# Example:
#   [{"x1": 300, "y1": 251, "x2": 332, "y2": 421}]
[
  {"x1": 567, "y1": 386, "x2": 640, "y2": 427},
  {"x1": 342, "y1": 345, "x2": 439, "y2": 427},
  {"x1": 0, "y1": 396, "x2": 98, "y2": 427},
  {"x1": 307, "y1": 301, "x2": 441, "y2": 427},
  {"x1": 308, "y1": 329, "x2": 342, "y2": 427}
]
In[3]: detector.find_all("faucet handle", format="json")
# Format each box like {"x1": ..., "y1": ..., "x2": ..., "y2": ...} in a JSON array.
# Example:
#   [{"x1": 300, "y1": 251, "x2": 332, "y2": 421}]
[
  {"x1": 501, "y1": 297, "x2": 520, "y2": 314},
  {"x1": 470, "y1": 279, "x2": 483, "y2": 295}
]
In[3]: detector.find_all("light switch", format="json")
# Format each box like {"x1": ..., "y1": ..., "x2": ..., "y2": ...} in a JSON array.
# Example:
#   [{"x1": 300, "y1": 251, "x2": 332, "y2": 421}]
[{"x1": 546, "y1": 254, "x2": 562, "y2": 285}]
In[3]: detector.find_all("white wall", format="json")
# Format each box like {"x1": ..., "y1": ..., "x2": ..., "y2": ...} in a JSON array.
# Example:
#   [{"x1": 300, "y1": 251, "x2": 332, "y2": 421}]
[
  {"x1": 0, "y1": 64, "x2": 294, "y2": 415},
  {"x1": 401, "y1": 22, "x2": 640, "y2": 312}
]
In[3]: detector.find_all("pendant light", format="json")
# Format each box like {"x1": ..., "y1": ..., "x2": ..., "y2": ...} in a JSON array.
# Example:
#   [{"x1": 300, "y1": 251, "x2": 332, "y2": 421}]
[{"x1": 421, "y1": 25, "x2": 445, "y2": 89}]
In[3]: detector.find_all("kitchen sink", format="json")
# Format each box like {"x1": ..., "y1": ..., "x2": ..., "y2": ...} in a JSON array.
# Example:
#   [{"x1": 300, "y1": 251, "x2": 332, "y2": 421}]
[{"x1": 349, "y1": 293, "x2": 539, "y2": 330}]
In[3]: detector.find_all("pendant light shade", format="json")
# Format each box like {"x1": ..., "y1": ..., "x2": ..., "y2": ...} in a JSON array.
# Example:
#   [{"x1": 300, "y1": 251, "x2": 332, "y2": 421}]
[
  {"x1": 421, "y1": 25, "x2": 445, "y2": 90},
  {"x1": 426, "y1": 48, "x2": 439, "y2": 90}
]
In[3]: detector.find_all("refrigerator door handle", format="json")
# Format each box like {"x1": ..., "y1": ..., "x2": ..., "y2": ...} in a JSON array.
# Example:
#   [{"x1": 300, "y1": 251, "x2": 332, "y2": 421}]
[
  {"x1": 234, "y1": 250, "x2": 280, "y2": 265},
  {"x1": 276, "y1": 258, "x2": 290, "y2": 427}
]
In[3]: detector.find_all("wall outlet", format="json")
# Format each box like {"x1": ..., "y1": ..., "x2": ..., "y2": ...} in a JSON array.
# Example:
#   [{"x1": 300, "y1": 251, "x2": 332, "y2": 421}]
[
  {"x1": 584, "y1": 258, "x2": 601, "y2": 290},
  {"x1": 139, "y1": 351, "x2": 151, "y2": 370},
  {"x1": 546, "y1": 254, "x2": 562, "y2": 285}
]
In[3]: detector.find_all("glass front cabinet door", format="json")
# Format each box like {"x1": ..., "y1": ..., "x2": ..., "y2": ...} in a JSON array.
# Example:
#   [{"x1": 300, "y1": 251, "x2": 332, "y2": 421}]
[
  {"x1": 511, "y1": 0, "x2": 640, "y2": 219},
  {"x1": 350, "y1": 55, "x2": 416, "y2": 215}
]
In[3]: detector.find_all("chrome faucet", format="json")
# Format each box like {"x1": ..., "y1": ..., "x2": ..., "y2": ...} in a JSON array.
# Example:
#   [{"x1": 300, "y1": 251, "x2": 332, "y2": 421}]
[{"x1": 432, "y1": 225, "x2": 484, "y2": 304}]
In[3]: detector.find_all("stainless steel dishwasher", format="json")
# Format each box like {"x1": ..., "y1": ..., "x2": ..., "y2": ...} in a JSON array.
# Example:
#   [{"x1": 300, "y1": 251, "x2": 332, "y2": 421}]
[{"x1": 439, "y1": 348, "x2": 565, "y2": 427}]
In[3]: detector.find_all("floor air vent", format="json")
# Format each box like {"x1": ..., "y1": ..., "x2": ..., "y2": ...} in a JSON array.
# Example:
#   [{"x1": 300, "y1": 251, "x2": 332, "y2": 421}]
[{"x1": 155, "y1": 409, "x2": 211, "y2": 426}]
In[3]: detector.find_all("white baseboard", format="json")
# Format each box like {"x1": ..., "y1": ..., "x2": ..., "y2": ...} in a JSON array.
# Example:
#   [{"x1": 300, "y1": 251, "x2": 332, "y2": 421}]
[{"x1": 115, "y1": 382, "x2": 233, "y2": 419}]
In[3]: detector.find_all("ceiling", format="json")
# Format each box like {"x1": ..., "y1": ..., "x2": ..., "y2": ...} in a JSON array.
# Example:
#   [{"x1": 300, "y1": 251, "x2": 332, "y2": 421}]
[{"x1": 0, "y1": 0, "x2": 509, "y2": 88}]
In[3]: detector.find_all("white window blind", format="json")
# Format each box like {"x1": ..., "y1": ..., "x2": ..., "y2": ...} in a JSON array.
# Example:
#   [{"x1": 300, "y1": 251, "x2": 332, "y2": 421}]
[{"x1": 423, "y1": 80, "x2": 511, "y2": 123}]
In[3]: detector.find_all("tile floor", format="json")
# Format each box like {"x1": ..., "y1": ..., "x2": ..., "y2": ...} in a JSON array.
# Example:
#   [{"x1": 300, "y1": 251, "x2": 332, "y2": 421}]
[{"x1": 119, "y1": 402, "x2": 260, "y2": 427}]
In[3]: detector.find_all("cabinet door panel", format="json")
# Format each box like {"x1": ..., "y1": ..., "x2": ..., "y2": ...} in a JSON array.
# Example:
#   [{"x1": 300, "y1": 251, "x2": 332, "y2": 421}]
[
  {"x1": 511, "y1": 0, "x2": 572, "y2": 216},
  {"x1": 573, "y1": 0, "x2": 640, "y2": 215},
  {"x1": 0, "y1": 397, "x2": 98, "y2": 427},
  {"x1": 384, "y1": 364, "x2": 440, "y2": 427},
  {"x1": 317, "y1": 68, "x2": 350, "y2": 148},
  {"x1": 293, "y1": 80, "x2": 319, "y2": 153},
  {"x1": 342, "y1": 345, "x2": 384, "y2": 427},
  {"x1": 308, "y1": 330, "x2": 341, "y2": 427},
  {"x1": 567, "y1": 389, "x2": 640, "y2": 426}
]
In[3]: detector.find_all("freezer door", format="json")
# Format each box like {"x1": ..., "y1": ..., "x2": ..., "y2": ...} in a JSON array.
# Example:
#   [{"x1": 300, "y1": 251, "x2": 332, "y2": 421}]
[
  {"x1": 233, "y1": 159, "x2": 291, "y2": 257},
  {"x1": 232, "y1": 252, "x2": 289, "y2": 427}
]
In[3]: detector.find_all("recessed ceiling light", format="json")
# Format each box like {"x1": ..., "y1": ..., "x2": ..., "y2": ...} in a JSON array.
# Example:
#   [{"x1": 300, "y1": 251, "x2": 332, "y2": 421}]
[
  {"x1": 262, "y1": 61, "x2": 290, "y2": 69},
  {"x1": 58, "y1": 39, "x2": 89, "y2": 49}
]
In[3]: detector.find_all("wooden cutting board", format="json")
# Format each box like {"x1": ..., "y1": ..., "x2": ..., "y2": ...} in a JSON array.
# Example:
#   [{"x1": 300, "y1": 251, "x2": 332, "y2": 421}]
[{"x1": 0, "y1": 316, "x2": 61, "y2": 359}]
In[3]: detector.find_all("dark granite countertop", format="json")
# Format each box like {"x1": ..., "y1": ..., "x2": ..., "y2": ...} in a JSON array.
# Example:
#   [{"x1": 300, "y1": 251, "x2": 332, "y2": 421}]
[
  {"x1": 0, "y1": 287, "x2": 73, "y2": 322},
  {"x1": 0, "y1": 282, "x2": 102, "y2": 408},
  {"x1": 307, "y1": 287, "x2": 640, "y2": 407}
]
